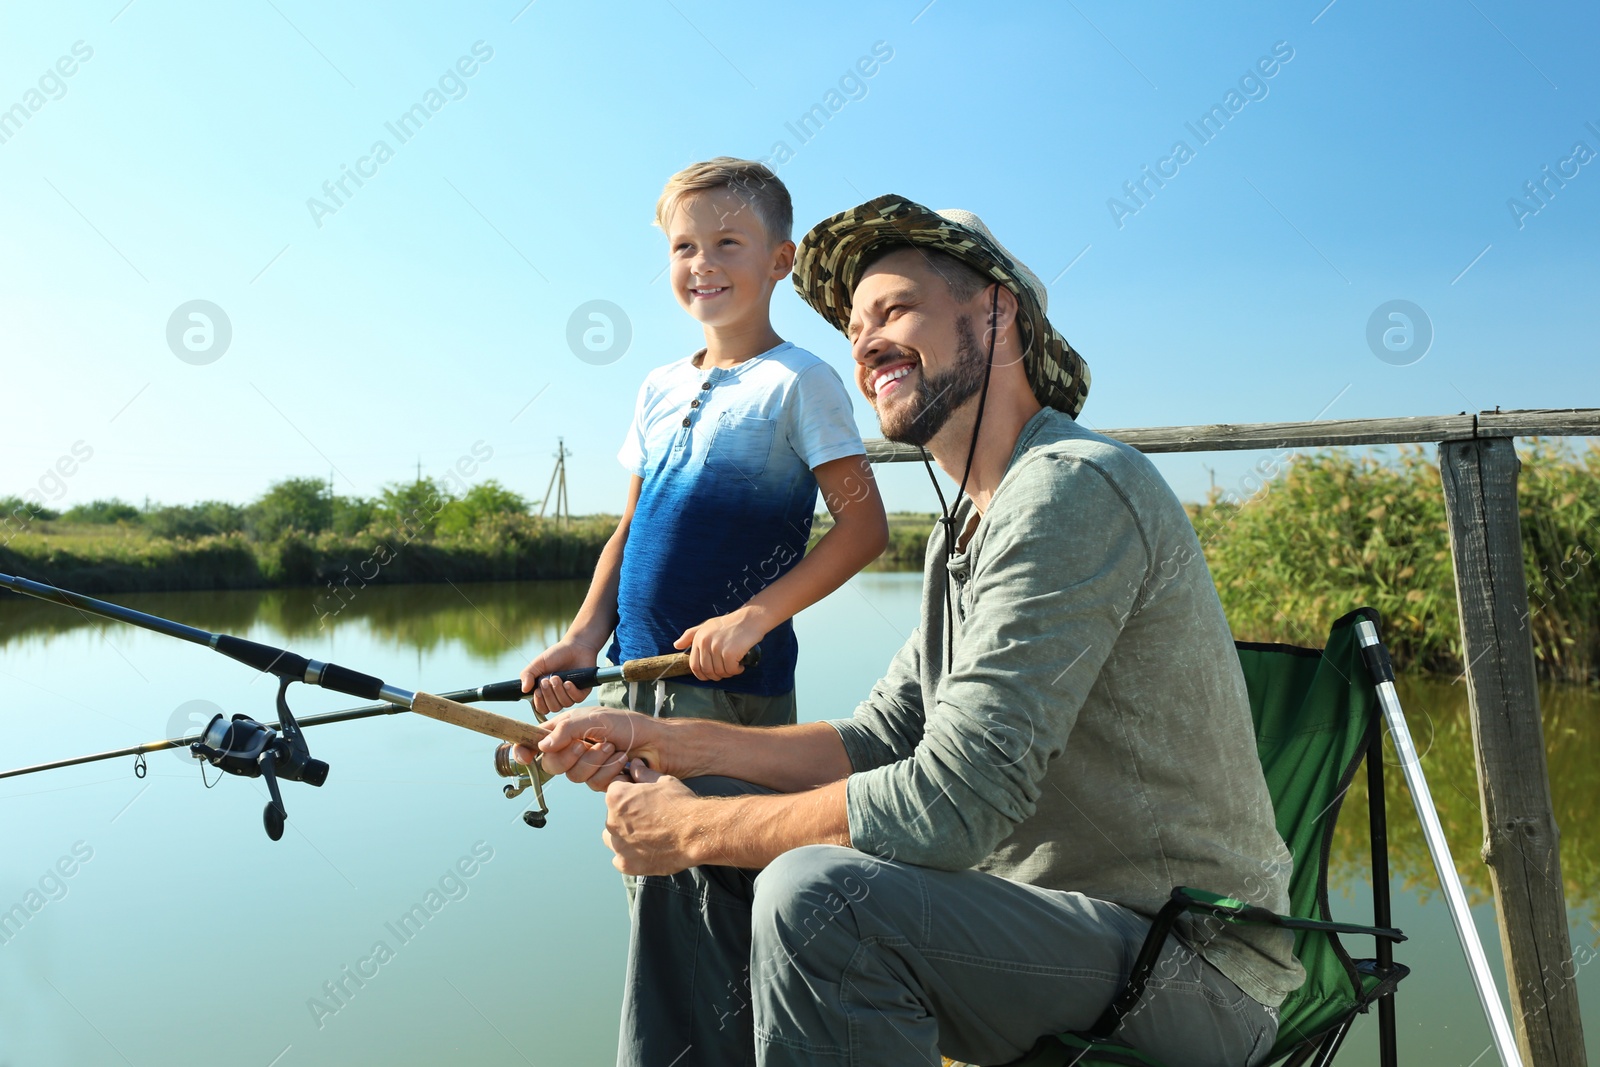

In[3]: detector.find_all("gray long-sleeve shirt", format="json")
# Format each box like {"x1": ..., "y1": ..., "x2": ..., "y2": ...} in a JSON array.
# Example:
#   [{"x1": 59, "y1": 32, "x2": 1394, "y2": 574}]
[{"x1": 828, "y1": 409, "x2": 1305, "y2": 1008}]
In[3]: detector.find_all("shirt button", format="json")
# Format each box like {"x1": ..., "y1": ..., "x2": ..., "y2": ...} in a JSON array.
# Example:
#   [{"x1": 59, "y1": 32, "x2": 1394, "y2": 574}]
[
  {"x1": 690, "y1": 399, "x2": 700, "y2": 408},
  {"x1": 681, "y1": 416, "x2": 691, "y2": 427},
  {"x1": 701, "y1": 382, "x2": 712, "y2": 390}
]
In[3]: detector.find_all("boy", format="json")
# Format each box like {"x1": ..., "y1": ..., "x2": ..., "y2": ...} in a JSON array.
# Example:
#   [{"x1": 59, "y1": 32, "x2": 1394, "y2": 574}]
[{"x1": 520, "y1": 158, "x2": 887, "y2": 727}]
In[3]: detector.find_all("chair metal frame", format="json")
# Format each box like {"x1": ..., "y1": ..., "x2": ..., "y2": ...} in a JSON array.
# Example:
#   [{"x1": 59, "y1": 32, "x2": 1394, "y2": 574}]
[
  {"x1": 1061, "y1": 609, "x2": 1413, "y2": 1067},
  {"x1": 958, "y1": 609, "x2": 1523, "y2": 1067}
]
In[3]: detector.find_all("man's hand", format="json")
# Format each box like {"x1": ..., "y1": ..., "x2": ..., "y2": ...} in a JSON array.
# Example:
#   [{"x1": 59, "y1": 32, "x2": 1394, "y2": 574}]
[
  {"x1": 514, "y1": 707, "x2": 667, "y2": 791},
  {"x1": 675, "y1": 607, "x2": 767, "y2": 681},
  {"x1": 519, "y1": 637, "x2": 603, "y2": 716},
  {"x1": 602, "y1": 761, "x2": 704, "y2": 875}
]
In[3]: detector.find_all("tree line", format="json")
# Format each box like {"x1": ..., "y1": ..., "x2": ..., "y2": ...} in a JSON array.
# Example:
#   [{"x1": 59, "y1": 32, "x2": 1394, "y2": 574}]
[{"x1": 2, "y1": 476, "x2": 535, "y2": 543}]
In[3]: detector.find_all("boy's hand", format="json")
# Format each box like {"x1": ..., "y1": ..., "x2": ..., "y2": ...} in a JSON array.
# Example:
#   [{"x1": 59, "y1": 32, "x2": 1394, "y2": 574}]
[
  {"x1": 675, "y1": 608, "x2": 766, "y2": 681},
  {"x1": 519, "y1": 638, "x2": 603, "y2": 716}
]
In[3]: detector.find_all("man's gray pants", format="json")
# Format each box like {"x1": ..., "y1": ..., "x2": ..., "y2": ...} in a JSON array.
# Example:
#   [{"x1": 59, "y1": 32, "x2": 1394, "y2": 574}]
[{"x1": 619, "y1": 778, "x2": 1278, "y2": 1067}]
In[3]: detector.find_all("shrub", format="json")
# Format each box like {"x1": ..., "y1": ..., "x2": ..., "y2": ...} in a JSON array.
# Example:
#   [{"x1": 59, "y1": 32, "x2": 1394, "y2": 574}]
[
  {"x1": 59, "y1": 498, "x2": 141, "y2": 524},
  {"x1": 330, "y1": 495, "x2": 377, "y2": 536},
  {"x1": 436, "y1": 480, "x2": 529, "y2": 537},
  {"x1": 146, "y1": 500, "x2": 246, "y2": 539},
  {"x1": 375, "y1": 477, "x2": 456, "y2": 541},
  {"x1": 0, "y1": 495, "x2": 60, "y2": 523},
  {"x1": 247, "y1": 478, "x2": 333, "y2": 540}
]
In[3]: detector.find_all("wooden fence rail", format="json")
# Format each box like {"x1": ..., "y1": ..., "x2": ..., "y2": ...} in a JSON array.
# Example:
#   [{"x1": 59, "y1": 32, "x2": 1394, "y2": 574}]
[
  {"x1": 863, "y1": 407, "x2": 1600, "y2": 461},
  {"x1": 865, "y1": 407, "x2": 1597, "y2": 1067}
]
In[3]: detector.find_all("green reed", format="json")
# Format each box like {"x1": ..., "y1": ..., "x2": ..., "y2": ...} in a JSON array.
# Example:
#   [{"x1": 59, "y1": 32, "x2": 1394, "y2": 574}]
[{"x1": 1193, "y1": 442, "x2": 1599, "y2": 683}]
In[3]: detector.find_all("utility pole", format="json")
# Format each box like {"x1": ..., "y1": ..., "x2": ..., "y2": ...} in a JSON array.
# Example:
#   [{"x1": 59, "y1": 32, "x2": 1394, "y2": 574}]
[{"x1": 539, "y1": 439, "x2": 571, "y2": 526}]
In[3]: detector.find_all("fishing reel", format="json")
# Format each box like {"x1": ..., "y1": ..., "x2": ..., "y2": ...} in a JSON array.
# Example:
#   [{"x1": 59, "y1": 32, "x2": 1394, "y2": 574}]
[
  {"x1": 493, "y1": 741, "x2": 550, "y2": 828},
  {"x1": 190, "y1": 677, "x2": 329, "y2": 841}
]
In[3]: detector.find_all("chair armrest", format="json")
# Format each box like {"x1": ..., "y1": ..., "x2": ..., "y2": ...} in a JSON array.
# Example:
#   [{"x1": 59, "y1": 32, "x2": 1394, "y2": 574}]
[
  {"x1": 1085, "y1": 886, "x2": 1405, "y2": 1040},
  {"x1": 1172, "y1": 886, "x2": 1406, "y2": 943}
]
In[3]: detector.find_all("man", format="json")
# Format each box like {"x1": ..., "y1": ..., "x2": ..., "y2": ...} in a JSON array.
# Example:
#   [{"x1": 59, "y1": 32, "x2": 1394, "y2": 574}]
[{"x1": 526, "y1": 195, "x2": 1302, "y2": 1067}]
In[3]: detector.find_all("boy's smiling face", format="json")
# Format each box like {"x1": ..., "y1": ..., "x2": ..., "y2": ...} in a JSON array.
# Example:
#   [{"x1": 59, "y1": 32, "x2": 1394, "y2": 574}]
[{"x1": 666, "y1": 188, "x2": 795, "y2": 332}]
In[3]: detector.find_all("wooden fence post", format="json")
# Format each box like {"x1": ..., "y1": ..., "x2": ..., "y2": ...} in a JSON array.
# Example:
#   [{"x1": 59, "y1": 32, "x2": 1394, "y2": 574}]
[{"x1": 1438, "y1": 437, "x2": 1587, "y2": 1066}]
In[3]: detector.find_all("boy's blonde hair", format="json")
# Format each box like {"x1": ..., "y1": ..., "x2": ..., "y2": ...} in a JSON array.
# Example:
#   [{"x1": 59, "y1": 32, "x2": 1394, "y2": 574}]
[{"x1": 655, "y1": 157, "x2": 793, "y2": 245}]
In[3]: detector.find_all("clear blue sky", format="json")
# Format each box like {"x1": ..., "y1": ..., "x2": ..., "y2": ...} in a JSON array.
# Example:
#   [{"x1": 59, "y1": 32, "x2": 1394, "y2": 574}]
[{"x1": 3, "y1": 0, "x2": 1596, "y2": 515}]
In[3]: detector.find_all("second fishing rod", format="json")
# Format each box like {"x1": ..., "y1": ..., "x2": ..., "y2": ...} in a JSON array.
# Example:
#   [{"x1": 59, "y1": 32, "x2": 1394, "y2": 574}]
[{"x1": 0, "y1": 571, "x2": 757, "y2": 837}]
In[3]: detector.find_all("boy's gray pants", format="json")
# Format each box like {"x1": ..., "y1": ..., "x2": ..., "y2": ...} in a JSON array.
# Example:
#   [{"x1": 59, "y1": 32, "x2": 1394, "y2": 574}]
[
  {"x1": 595, "y1": 679, "x2": 796, "y2": 908},
  {"x1": 618, "y1": 778, "x2": 1279, "y2": 1067},
  {"x1": 593, "y1": 678, "x2": 797, "y2": 727}
]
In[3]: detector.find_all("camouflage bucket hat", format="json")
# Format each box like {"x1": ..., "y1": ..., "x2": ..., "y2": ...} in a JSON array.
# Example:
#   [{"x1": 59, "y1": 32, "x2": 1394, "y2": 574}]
[{"x1": 792, "y1": 193, "x2": 1090, "y2": 419}]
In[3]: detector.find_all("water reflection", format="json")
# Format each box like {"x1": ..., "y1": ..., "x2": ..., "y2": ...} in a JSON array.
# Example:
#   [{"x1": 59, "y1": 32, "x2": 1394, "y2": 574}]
[
  {"x1": 0, "y1": 578, "x2": 1595, "y2": 1065},
  {"x1": 5, "y1": 582, "x2": 1594, "y2": 923},
  {"x1": 5, "y1": 583, "x2": 1594, "y2": 924},
  {"x1": 0, "y1": 580, "x2": 588, "y2": 661},
  {"x1": 1329, "y1": 674, "x2": 1599, "y2": 930}
]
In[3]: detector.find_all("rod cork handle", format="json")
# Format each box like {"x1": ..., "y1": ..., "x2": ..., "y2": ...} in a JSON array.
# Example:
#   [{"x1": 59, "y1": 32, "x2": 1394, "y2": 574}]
[
  {"x1": 619, "y1": 653, "x2": 694, "y2": 684},
  {"x1": 409, "y1": 692, "x2": 550, "y2": 748},
  {"x1": 617, "y1": 646, "x2": 761, "y2": 684}
]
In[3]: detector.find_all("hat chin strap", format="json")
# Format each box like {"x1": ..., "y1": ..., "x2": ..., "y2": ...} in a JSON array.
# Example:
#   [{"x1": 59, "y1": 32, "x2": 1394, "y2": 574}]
[{"x1": 920, "y1": 284, "x2": 1000, "y2": 672}]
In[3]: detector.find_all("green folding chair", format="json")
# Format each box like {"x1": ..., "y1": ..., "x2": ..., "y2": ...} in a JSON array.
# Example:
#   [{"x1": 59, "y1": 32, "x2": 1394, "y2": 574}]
[{"x1": 979, "y1": 607, "x2": 1413, "y2": 1067}]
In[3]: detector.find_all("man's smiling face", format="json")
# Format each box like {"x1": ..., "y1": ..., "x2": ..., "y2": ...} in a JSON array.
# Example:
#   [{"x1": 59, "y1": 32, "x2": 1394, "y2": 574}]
[{"x1": 848, "y1": 248, "x2": 991, "y2": 446}]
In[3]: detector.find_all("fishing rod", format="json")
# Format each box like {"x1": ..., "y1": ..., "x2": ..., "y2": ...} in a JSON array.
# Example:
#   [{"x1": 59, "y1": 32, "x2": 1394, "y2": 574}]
[
  {"x1": 0, "y1": 571, "x2": 754, "y2": 837},
  {"x1": 0, "y1": 659, "x2": 739, "y2": 782},
  {"x1": 0, "y1": 649, "x2": 752, "y2": 830}
]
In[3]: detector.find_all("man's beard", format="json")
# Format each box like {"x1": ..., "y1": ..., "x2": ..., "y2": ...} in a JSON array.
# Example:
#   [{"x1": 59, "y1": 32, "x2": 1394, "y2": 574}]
[{"x1": 878, "y1": 315, "x2": 988, "y2": 447}]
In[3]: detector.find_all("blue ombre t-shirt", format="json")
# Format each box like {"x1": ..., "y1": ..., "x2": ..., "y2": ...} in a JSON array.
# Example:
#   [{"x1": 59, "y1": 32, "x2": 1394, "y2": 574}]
[{"x1": 610, "y1": 342, "x2": 865, "y2": 696}]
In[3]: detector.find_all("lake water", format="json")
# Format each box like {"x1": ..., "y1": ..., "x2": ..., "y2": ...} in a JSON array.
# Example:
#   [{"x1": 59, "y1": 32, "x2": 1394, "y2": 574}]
[{"x1": 0, "y1": 576, "x2": 1594, "y2": 1065}]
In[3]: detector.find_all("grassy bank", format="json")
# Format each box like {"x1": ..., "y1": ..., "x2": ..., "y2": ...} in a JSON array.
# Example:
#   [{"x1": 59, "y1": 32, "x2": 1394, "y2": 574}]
[
  {"x1": 1, "y1": 508, "x2": 936, "y2": 596},
  {"x1": 4, "y1": 447, "x2": 1594, "y2": 681},
  {"x1": 0, "y1": 515, "x2": 614, "y2": 595},
  {"x1": 0, "y1": 474, "x2": 620, "y2": 595},
  {"x1": 852, "y1": 511, "x2": 940, "y2": 570}
]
